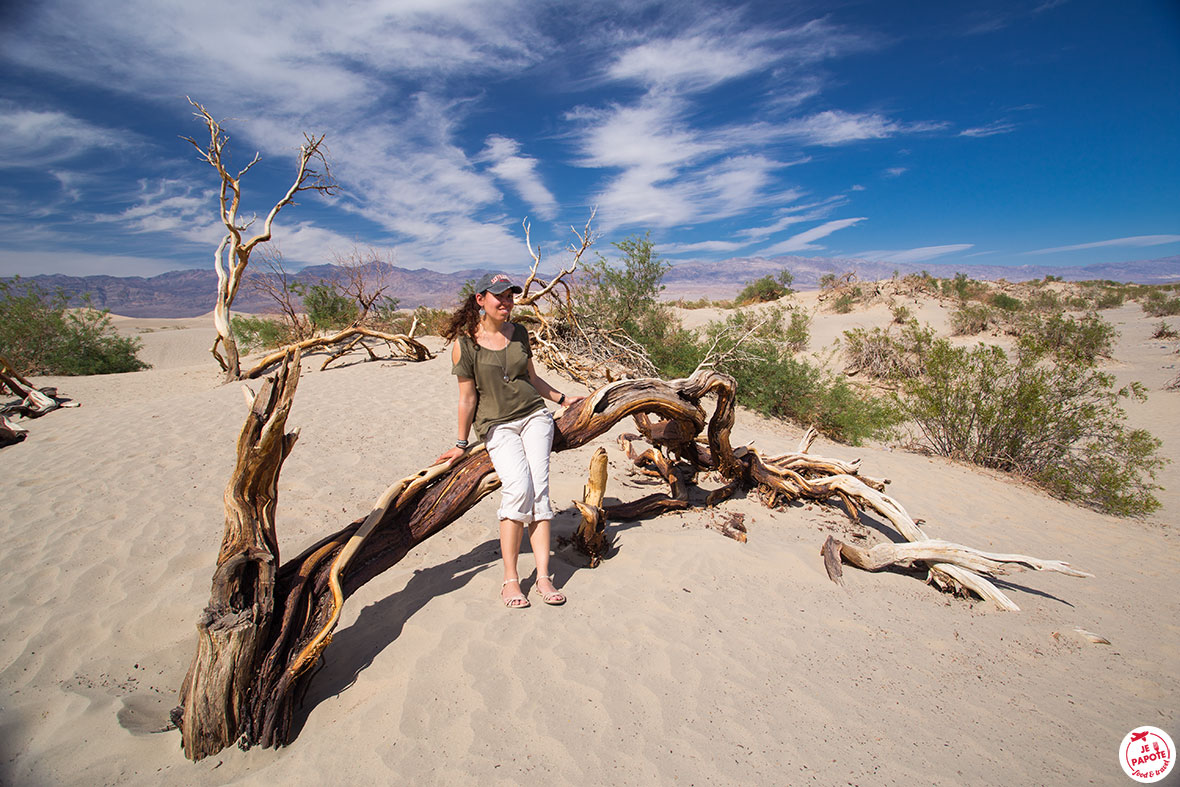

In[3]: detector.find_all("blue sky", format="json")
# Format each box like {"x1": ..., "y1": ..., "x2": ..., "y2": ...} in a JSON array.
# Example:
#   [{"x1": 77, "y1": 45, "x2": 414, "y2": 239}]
[{"x1": 0, "y1": 0, "x2": 1177, "y2": 278}]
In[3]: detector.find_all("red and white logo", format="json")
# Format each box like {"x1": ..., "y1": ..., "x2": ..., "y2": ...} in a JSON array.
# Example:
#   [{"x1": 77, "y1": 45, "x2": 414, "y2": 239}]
[
  {"x1": 491, "y1": 274, "x2": 510, "y2": 284},
  {"x1": 1120, "y1": 726, "x2": 1174, "y2": 783}
]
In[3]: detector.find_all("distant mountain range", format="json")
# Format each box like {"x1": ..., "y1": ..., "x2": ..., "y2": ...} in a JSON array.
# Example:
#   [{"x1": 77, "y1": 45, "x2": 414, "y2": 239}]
[{"x1": 5, "y1": 255, "x2": 1178, "y2": 318}]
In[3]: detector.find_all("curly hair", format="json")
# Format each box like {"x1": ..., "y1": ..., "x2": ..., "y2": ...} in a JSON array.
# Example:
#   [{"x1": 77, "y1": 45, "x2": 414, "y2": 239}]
[{"x1": 441, "y1": 293, "x2": 481, "y2": 342}]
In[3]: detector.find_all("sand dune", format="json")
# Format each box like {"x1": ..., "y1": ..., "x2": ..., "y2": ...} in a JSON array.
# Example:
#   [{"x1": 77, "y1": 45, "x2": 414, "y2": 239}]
[{"x1": 1, "y1": 302, "x2": 1177, "y2": 785}]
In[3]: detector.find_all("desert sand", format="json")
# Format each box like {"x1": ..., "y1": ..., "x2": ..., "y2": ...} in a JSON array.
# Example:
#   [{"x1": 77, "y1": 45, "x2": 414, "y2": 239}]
[{"x1": 1, "y1": 298, "x2": 1177, "y2": 786}]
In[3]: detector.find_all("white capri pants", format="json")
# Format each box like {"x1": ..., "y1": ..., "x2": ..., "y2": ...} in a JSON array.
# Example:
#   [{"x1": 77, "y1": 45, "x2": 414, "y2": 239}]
[{"x1": 484, "y1": 407, "x2": 555, "y2": 524}]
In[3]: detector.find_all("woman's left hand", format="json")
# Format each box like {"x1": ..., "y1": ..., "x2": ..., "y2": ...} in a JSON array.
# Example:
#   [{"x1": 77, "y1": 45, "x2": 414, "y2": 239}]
[{"x1": 560, "y1": 394, "x2": 586, "y2": 408}]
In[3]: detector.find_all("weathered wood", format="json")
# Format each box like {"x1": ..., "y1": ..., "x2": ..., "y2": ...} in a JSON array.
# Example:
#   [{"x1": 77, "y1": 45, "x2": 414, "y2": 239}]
[
  {"x1": 243, "y1": 326, "x2": 431, "y2": 379},
  {"x1": 572, "y1": 447, "x2": 610, "y2": 566},
  {"x1": 177, "y1": 349, "x2": 301, "y2": 759}
]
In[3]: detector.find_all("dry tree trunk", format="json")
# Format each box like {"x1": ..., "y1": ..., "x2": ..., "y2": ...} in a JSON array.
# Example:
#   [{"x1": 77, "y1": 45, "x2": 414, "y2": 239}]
[{"x1": 177, "y1": 349, "x2": 301, "y2": 760}]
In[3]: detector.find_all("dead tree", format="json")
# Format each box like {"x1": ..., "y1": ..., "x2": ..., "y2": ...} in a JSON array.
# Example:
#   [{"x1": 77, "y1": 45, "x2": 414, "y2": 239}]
[
  {"x1": 183, "y1": 98, "x2": 336, "y2": 382},
  {"x1": 176, "y1": 369, "x2": 1087, "y2": 760}
]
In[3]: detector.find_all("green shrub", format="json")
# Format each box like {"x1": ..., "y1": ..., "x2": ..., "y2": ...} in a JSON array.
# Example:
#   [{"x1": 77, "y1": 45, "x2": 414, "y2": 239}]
[
  {"x1": 819, "y1": 273, "x2": 838, "y2": 290},
  {"x1": 1141, "y1": 289, "x2": 1180, "y2": 317},
  {"x1": 941, "y1": 272, "x2": 986, "y2": 301},
  {"x1": 294, "y1": 282, "x2": 359, "y2": 331},
  {"x1": 578, "y1": 233, "x2": 670, "y2": 331},
  {"x1": 785, "y1": 308, "x2": 810, "y2": 352},
  {"x1": 990, "y1": 292, "x2": 1022, "y2": 312},
  {"x1": 1026, "y1": 289, "x2": 1062, "y2": 312},
  {"x1": 897, "y1": 338, "x2": 1164, "y2": 516},
  {"x1": 832, "y1": 292, "x2": 856, "y2": 313},
  {"x1": 890, "y1": 303, "x2": 912, "y2": 324},
  {"x1": 736, "y1": 270, "x2": 794, "y2": 305},
  {"x1": 949, "y1": 302, "x2": 993, "y2": 335},
  {"x1": 1091, "y1": 289, "x2": 1125, "y2": 310},
  {"x1": 1015, "y1": 311, "x2": 1116, "y2": 366},
  {"x1": 1150, "y1": 321, "x2": 1179, "y2": 340},
  {"x1": 231, "y1": 315, "x2": 292, "y2": 353},
  {"x1": 0, "y1": 278, "x2": 149, "y2": 376},
  {"x1": 842, "y1": 321, "x2": 934, "y2": 381}
]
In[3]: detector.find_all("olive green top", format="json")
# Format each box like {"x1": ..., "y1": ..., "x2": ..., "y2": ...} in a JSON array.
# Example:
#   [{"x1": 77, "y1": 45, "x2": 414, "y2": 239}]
[{"x1": 452, "y1": 323, "x2": 545, "y2": 439}]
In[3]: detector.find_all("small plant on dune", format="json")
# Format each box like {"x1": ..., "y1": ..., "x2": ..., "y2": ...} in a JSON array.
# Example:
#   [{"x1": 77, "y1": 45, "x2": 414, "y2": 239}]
[
  {"x1": 784, "y1": 307, "x2": 810, "y2": 351},
  {"x1": 941, "y1": 272, "x2": 986, "y2": 301},
  {"x1": 897, "y1": 336, "x2": 1165, "y2": 517},
  {"x1": 0, "y1": 277, "x2": 149, "y2": 376},
  {"x1": 990, "y1": 292, "x2": 1023, "y2": 312},
  {"x1": 1140, "y1": 288, "x2": 1180, "y2": 317},
  {"x1": 890, "y1": 302, "x2": 912, "y2": 324},
  {"x1": 949, "y1": 302, "x2": 994, "y2": 335},
  {"x1": 1151, "y1": 321, "x2": 1179, "y2": 340},
  {"x1": 842, "y1": 321, "x2": 934, "y2": 381},
  {"x1": 735, "y1": 269, "x2": 794, "y2": 305},
  {"x1": 1015, "y1": 311, "x2": 1116, "y2": 366}
]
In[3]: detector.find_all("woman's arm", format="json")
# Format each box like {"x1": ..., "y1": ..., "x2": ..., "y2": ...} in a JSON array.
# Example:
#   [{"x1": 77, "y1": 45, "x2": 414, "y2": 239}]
[
  {"x1": 436, "y1": 343, "x2": 479, "y2": 465},
  {"x1": 527, "y1": 358, "x2": 585, "y2": 408}
]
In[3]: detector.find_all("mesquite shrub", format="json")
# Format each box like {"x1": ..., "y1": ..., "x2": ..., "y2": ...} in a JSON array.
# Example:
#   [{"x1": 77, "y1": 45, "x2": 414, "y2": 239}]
[
  {"x1": 0, "y1": 278, "x2": 149, "y2": 376},
  {"x1": 899, "y1": 338, "x2": 1164, "y2": 516}
]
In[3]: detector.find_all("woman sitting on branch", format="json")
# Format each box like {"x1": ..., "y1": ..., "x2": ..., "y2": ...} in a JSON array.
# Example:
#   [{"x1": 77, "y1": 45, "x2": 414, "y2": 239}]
[{"x1": 436, "y1": 273, "x2": 584, "y2": 609}]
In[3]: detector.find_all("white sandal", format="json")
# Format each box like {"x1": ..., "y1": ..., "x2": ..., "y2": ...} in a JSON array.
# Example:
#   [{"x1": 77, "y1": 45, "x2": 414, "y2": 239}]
[
  {"x1": 501, "y1": 578, "x2": 530, "y2": 609},
  {"x1": 536, "y1": 574, "x2": 566, "y2": 606}
]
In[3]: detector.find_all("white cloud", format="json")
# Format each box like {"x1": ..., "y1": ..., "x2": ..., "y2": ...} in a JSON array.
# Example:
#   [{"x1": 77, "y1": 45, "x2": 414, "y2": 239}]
[
  {"x1": 478, "y1": 135, "x2": 558, "y2": 220},
  {"x1": 0, "y1": 102, "x2": 131, "y2": 168},
  {"x1": 883, "y1": 167, "x2": 908, "y2": 177},
  {"x1": 759, "y1": 217, "x2": 865, "y2": 255},
  {"x1": 960, "y1": 121, "x2": 1016, "y2": 138},
  {"x1": 1025, "y1": 234, "x2": 1180, "y2": 255},
  {"x1": 607, "y1": 33, "x2": 780, "y2": 92},
  {"x1": 661, "y1": 239, "x2": 749, "y2": 255},
  {"x1": 778, "y1": 111, "x2": 945, "y2": 146},
  {"x1": 855, "y1": 244, "x2": 974, "y2": 263}
]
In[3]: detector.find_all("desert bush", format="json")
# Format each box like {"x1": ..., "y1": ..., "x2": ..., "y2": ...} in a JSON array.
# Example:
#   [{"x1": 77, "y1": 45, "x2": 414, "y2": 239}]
[
  {"x1": 941, "y1": 272, "x2": 986, "y2": 301},
  {"x1": 1015, "y1": 311, "x2": 1116, "y2": 365},
  {"x1": 843, "y1": 321, "x2": 934, "y2": 381},
  {"x1": 1150, "y1": 321, "x2": 1179, "y2": 340},
  {"x1": 897, "y1": 339, "x2": 1164, "y2": 516},
  {"x1": 950, "y1": 302, "x2": 994, "y2": 335},
  {"x1": 819, "y1": 273, "x2": 838, "y2": 290},
  {"x1": 890, "y1": 303, "x2": 912, "y2": 324},
  {"x1": 785, "y1": 308, "x2": 810, "y2": 351},
  {"x1": 736, "y1": 270, "x2": 794, "y2": 305},
  {"x1": 832, "y1": 291, "x2": 858, "y2": 314},
  {"x1": 1141, "y1": 289, "x2": 1180, "y2": 317},
  {"x1": 1091, "y1": 288, "x2": 1125, "y2": 310},
  {"x1": 231, "y1": 315, "x2": 294, "y2": 353},
  {"x1": 990, "y1": 292, "x2": 1022, "y2": 312},
  {"x1": 0, "y1": 278, "x2": 149, "y2": 376},
  {"x1": 1025, "y1": 288, "x2": 1062, "y2": 312},
  {"x1": 403, "y1": 306, "x2": 452, "y2": 336},
  {"x1": 294, "y1": 282, "x2": 359, "y2": 332},
  {"x1": 578, "y1": 233, "x2": 670, "y2": 331}
]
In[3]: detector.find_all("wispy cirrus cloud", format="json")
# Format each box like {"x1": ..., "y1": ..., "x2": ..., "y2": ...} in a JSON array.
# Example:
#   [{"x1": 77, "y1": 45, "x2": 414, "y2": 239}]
[
  {"x1": 1025, "y1": 234, "x2": 1180, "y2": 255},
  {"x1": 759, "y1": 217, "x2": 865, "y2": 255},
  {"x1": 960, "y1": 121, "x2": 1016, "y2": 137},
  {"x1": 478, "y1": 135, "x2": 558, "y2": 220},
  {"x1": 778, "y1": 111, "x2": 946, "y2": 146},
  {"x1": 0, "y1": 102, "x2": 132, "y2": 167},
  {"x1": 855, "y1": 243, "x2": 974, "y2": 263}
]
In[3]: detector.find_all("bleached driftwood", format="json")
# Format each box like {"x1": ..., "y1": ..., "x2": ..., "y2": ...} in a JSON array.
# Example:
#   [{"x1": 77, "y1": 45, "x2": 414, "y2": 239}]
[
  {"x1": 184, "y1": 99, "x2": 335, "y2": 382},
  {"x1": 241, "y1": 326, "x2": 432, "y2": 379}
]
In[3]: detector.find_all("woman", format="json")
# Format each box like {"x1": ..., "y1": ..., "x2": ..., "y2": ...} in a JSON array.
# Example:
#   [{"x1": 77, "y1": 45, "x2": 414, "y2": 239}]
[{"x1": 436, "y1": 273, "x2": 584, "y2": 609}]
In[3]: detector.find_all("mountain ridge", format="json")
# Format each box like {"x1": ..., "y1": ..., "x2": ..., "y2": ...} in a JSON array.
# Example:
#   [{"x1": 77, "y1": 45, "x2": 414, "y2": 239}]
[{"x1": 5, "y1": 255, "x2": 1177, "y2": 318}]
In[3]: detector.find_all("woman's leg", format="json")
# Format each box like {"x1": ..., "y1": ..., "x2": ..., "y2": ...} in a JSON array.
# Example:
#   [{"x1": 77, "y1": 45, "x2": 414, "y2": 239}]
[
  {"x1": 520, "y1": 411, "x2": 564, "y2": 603},
  {"x1": 485, "y1": 421, "x2": 536, "y2": 606},
  {"x1": 499, "y1": 517, "x2": 528, "y2": 606}
]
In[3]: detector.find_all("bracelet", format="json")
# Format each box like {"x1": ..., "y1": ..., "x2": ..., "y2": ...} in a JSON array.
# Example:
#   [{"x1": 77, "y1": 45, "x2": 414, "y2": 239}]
[
  {"x1": 455, "y1": 439, "x2": 469, "y2": 449},
  {"x1": 557, "y1": 393, "x2": 566, "y2": 405}
]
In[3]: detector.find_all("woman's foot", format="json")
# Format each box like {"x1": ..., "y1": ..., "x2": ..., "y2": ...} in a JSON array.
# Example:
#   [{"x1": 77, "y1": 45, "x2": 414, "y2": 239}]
[
  {"x1": 535, "y1": 574, "x2": 566, "y2": 606},
  {"x1": 501, "y1": 578, "x2": 530, "y2": 609}
]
